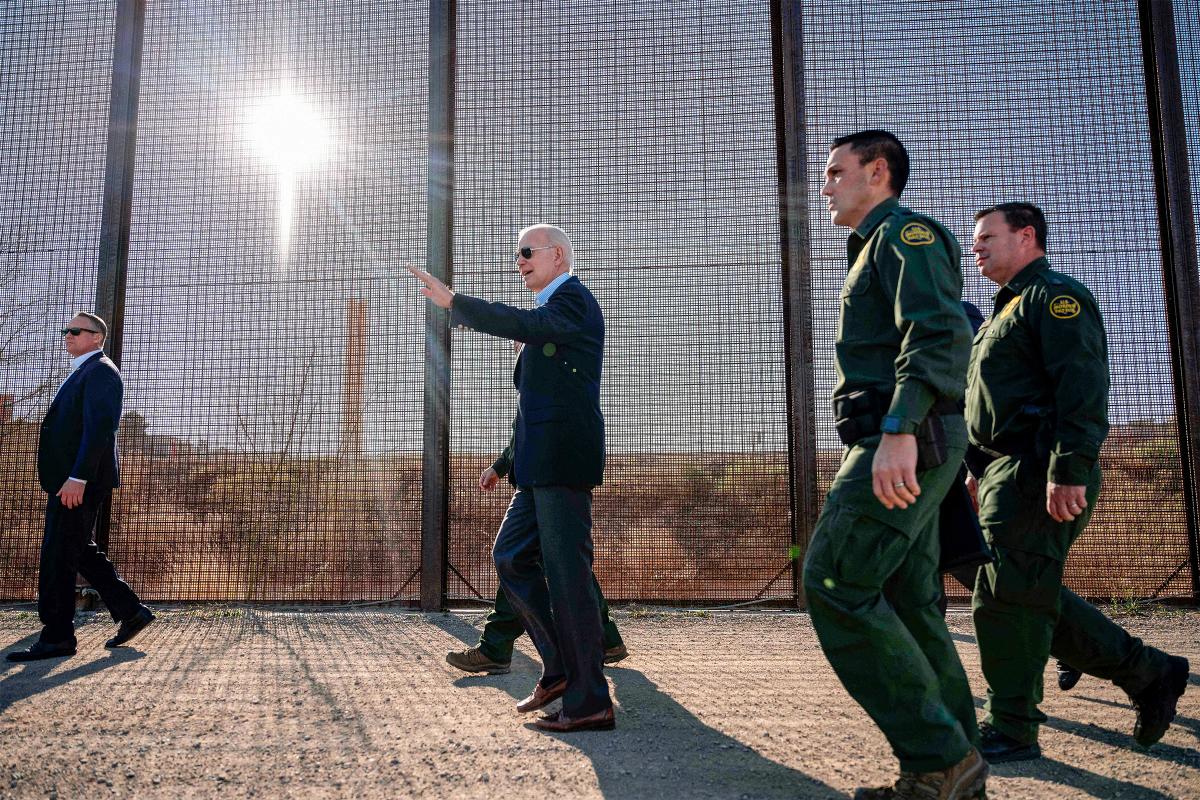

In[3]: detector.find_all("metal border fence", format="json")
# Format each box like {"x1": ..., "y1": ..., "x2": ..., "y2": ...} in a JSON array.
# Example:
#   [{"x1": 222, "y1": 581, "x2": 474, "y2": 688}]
[{"x1": 0, "y1": 0, "x2": 1197, "y2": 608}]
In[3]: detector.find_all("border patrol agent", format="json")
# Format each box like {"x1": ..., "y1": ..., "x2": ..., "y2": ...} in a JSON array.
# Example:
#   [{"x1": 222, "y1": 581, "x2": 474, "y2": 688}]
[
  {"x1": 807, "y1": 130, "x2": 986, "y2": 800},
  {"x1": 967, "y1": 202, "x2": 1190, "y2": 762}
]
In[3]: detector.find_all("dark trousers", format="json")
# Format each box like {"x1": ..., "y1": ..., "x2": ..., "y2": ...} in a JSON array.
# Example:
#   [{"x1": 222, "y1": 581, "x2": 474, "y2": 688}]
[
  {"x1": 803, "y1": 421, "x2": 977, "y2": 773},
  {"x1": 972, "y1": 456, "x2": 1167, "y2": 743},
  {"x1": 478, "y1": 580, "x2": 622, "y2": 663},
  {"x1": 492, "y1": 486, "x2": 611, "y2": 718},
  {"x1": 39, "y1": 490, "x2": 141, "y2": 645}
]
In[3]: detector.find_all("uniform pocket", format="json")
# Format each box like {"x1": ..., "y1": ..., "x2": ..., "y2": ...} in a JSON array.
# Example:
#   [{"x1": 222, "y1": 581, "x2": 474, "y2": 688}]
[
  {"x1": 841, "y1": 260, "x2": 873, "y2": 299},
  {"x1": 806, "y1": 505, "x2": 913, "y2": 590}
]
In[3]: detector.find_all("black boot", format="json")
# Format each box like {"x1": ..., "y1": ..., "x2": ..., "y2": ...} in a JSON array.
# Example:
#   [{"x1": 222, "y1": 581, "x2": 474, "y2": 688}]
[
  {"x1": 1130, "y1": 655, "x2": 1190, "y2": 747},
  {"x1": 1056, "y1": 660, "x2": 1082, "y2": 691},
  {"x1": 980, "y1": 723, "x2": 1041, "y2": 763}
]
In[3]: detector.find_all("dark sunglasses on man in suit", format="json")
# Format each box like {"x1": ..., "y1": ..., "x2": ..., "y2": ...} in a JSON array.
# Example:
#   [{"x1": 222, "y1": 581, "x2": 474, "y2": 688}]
[
  {"x1": 515, "y1": 245, "x2": 556, "y2": 262},
  {"x1": 61, "y1": 327, "x2": 100, "y2": 337}
]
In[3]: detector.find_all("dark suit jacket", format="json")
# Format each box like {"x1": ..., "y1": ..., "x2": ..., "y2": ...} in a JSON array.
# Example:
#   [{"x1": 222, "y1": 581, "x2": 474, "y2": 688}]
[
  {"x1": 38, "y1": 352, "x2": 124, "y2": 495},
  {"x1": 452, "y1": 275, "x2": 605, "y2": 488}
]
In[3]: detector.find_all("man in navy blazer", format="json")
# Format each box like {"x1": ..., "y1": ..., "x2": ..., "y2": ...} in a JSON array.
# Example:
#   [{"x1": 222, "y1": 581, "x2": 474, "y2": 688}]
[
  {"x1": 409, "y1": 223, "x2": 614, "y2": 732},
  {"x1": 6, "y1": 312, "x2": 154, "y2": 662}
]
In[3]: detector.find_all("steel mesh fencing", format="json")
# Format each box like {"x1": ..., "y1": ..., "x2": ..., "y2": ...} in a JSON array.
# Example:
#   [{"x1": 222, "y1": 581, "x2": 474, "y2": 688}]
[
  {"x1": 1173, "y1": 0, "x2": 1200, "y2": 600},
  {"x1": 448, "y1": 0, "x2": 793, "y2": 604},
  {"x1": 110, "y1": 0, "x2": 429, "y2": 601},
  {"x1": 0, "y1": 1, "x2": 1196, "y2": 605},
  {"x1": 0, "y1": 2, "x2": 116, "y2": 599},
  {"x1": 1180, "y1": 0, "x2": 1200, "y2": 274},
  {"x1": 805, "y1": 0, "x2": 1193, "y2": 603}
]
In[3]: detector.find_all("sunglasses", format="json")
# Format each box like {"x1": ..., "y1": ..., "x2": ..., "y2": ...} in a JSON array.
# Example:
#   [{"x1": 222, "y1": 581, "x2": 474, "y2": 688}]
[
  {"x1": 61, "y1": 327, "x2": 100, "y2": 336},
  {"x1": 515, "y1": 245, "x2": 556, "y2": 262}
]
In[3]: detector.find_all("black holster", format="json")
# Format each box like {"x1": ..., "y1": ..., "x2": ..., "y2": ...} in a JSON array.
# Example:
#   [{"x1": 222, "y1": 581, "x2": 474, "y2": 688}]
[
  {"x1": 833, "y1": 390, "x2": 956, "y2": 473},
  {"x1": 832, "y1": 390, "x2": 885, "y2": 448},
  {"x1": 915, "y1": 413, "x2": 948, "y2": 471}
]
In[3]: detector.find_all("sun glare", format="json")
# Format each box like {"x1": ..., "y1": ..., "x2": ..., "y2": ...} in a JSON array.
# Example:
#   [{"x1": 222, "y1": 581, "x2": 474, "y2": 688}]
[
  {"x1": 247, "y1": 92, "x2": 329, "y2": 262},
  {"x1": 248, "y1": 93, "x2": 329, "y2": 170}
]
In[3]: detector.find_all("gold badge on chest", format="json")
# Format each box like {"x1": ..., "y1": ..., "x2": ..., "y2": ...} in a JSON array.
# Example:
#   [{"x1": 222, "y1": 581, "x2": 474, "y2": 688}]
[{"x1": 997, "y1": 295, "x2": 1021, "y2": 320}]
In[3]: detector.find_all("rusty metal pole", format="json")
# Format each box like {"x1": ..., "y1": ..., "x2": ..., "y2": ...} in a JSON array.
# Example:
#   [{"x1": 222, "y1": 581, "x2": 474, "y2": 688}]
[
  {"x1": 93, "y1": 0, "x2": 146, "y2": 554},
  {"x1": 770, "y1": 0, "x2": 818, "y2": 608},
  {"x1": 422, "y1": 0, "x2": 455, "y2": 610},
  {"x1": 1138, "y1": 0, "x2": 1200, "y2": 600}
]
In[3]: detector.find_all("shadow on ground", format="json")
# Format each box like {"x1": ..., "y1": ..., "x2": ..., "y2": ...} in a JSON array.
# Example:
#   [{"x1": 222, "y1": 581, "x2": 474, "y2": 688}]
[
  {"x1": 432, "y1": 613, "x2": 841, "y2": 798},
  {"x1": 1, "y1": 635, "x2": 145, "y2": 714}
]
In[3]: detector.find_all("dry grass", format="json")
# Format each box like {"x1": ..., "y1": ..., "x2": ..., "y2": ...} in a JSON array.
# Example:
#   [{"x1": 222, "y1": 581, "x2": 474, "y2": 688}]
[{"x1": 0, "y1": 419, "x2": 1191, "y2": 604}]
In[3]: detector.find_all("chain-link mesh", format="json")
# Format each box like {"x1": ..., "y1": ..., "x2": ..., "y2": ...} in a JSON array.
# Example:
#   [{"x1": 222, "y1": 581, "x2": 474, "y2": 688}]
[
  {"x1": 806, "y1": 0, "x2": 1192, "y2": 602},
  {"x1": 0, "y1": 2, "x2": 115, "y2": 599},
  {"x1": 1173, "y1": 0, "x2": 1200, "y2": 598},
  {"x1": 110, "y1": 1, "x2": 428, "y2": 601},
  {"x1": 1181, "y1": 0, "x2": 1200, "y2": 275},
  {"x1": 449, "y1": 0, "x2": 792, "y2": 604},
  {"x1": 0, "y1": 1, "x2": 1196, "y2": 605}
]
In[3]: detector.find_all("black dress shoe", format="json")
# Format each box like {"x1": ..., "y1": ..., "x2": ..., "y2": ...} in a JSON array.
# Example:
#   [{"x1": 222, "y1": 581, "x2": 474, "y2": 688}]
[
  {"x1": 1057, "y1": 660, "x2": 1083, "y2": 691},
  {"x1": 1131, "y1": 655, "x2": 1190, "y2": 747},
  {"x1": 980, "y1": 723, "x2": 1041, "y2": 763},
  {"x1": 6, "y1": 640, "x2": 76, "y2": 662},
  {"x1": 105, "y1": 606, "x2": 155, "y2": 648}
]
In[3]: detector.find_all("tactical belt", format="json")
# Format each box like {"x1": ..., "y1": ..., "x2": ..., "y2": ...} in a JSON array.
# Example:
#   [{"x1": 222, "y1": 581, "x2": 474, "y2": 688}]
[
  {"x1": 964, "y1": 440, "x2": 1044, "y2": 479},
  {"x1": 971, "y1": 443, "x2": 1009, "y2": 460},
  {"x1": 833, "y1": 391, "x2": 960, "y2": 448}
]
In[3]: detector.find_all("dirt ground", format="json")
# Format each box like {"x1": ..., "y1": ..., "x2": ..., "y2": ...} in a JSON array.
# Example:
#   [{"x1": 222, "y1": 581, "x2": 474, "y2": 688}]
[{"x1": 0, "y1": 606, "x2": 1196, "y2": 799}]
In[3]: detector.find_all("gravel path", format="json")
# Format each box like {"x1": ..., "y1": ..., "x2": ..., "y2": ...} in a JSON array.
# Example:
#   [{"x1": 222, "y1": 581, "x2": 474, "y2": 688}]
[{"x1": 0, "y1": 606, "x2": 1196, "y2": 799}]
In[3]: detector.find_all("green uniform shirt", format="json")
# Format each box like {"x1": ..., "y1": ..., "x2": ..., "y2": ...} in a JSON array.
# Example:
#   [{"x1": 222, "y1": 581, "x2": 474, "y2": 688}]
[
  {"x1": 965, "y1": 256, "x2": 1109, "y2": 485},
  {"x1": 835, "y1": 197, "x2": 972, "y2": 433}
]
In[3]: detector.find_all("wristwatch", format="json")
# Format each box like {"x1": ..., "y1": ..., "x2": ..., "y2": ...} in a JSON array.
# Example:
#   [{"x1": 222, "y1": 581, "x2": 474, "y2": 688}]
[{"x1": 880, "y1": 415, "x2": 909, "y2": 435}]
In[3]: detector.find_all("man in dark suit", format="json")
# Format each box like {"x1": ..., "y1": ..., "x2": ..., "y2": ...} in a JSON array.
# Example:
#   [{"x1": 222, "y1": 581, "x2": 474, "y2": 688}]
[
  {"x1": 409, "y1": 223, "x2": 614, "y2": 732},
  {"x1": 6, "y1": 312, "x2": 154, "y2": 662}
]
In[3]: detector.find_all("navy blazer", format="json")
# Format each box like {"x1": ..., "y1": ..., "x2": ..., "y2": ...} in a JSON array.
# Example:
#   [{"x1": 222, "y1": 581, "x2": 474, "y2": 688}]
[
  {"x1": 451, "y1": 276, "x2": 605, "y2": 488},
  {"x1": 38, "y1": 352, "x2": 124, "y2": 494}
]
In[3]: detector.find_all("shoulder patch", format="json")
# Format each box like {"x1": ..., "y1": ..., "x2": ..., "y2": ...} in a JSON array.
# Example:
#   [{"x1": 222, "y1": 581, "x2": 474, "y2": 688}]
[
  {"x1": 899, "y1": 222, "x2": 935, "y2": 246},
  {"x1": 1049, "y1": 295, "x2": 1081, "y2": 320}
]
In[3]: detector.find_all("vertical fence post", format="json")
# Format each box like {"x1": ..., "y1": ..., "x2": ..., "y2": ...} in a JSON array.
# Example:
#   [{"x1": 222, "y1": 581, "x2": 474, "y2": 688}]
[
  {"x1": 422, "y1": 0, "x2": 455, "y2": 611},
  {"x1": 1139, "y1": 0, "x2": 1200, "y2": 601},
  {"x1": 94, "y1": 0, "x2": 146, "y2": 552},
  {"x1": 770, "y1": 0, "x2": 818, "y2": 608}
]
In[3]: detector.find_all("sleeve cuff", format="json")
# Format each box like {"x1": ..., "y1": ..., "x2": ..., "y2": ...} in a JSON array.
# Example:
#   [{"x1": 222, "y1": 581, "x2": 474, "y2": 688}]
[
  {"x1": 884, "y1": 380, "x2": 936, "y2": 434},
  {"x1": 1048, "y1": 452, "x2": 1096, "y2": 485},
  {"x1": 490, "y1": 457, "x2": 509, "y2": 477},
  {"x1": 67, "y1": 477, "x2": 88, "y2": 486}
]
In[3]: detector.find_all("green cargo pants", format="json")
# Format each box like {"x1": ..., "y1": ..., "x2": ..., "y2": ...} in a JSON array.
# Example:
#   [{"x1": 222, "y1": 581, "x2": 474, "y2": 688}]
[
  {"x1": 972, "y1": 454, "x2": 1168, "y2": 744},
  {"x1": 477, "y1": 577, "x2": 622, "y2": 663},
  {"x1": 804, "y1": 419, "x2": 978, "y2": 773}
]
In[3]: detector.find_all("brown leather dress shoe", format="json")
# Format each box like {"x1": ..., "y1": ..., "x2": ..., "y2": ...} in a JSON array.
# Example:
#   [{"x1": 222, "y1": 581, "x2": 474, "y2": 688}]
[
  {"x1": 534, "y1": 706, "x2": 615, "y2": 732},
  {"x1": 603, "y1": 643, "x2": 629, "y2": 665},
  {"x1": 516, "y1": 678, "x2": 567, "y2": 713}
]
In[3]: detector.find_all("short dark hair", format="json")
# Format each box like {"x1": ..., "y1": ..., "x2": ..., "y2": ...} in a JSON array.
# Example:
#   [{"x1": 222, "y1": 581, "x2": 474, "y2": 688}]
[
  {"x1": 830, "y1": 129, "x2": 910, "y2": 196},
  {"x1": 974, "y1": 202, "x2": 1047, "y2": 250},
  {"x1": 72, "y1": 311, "x2": 108, "y2": 340}
]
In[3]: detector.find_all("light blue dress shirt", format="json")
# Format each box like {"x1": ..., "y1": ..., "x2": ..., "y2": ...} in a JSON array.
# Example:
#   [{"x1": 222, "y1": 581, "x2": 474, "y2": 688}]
[{"x1": 535, "y1": 272, "x2": 573, "y2": 307}]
